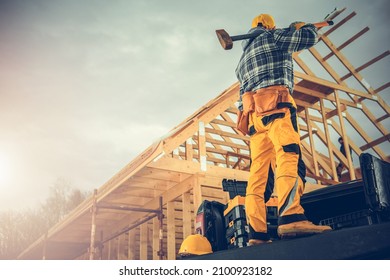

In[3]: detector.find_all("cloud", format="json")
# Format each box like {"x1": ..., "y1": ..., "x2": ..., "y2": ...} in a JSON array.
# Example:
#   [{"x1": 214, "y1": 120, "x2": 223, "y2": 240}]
[{"x1": 0, "y1": 0, "x2": 388, "y2": 211}]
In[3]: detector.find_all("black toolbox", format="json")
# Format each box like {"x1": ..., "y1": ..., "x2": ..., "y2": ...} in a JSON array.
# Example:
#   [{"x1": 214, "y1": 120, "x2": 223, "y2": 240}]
[{"x1": 301, "y1": 153, "x2": 390, "y2": 229}]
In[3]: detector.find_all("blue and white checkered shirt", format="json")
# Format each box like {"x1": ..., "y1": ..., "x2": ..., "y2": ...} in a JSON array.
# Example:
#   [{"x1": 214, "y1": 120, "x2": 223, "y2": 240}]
[{"x1": 235, "y1": 24, "x2": 318, "y2": 110}]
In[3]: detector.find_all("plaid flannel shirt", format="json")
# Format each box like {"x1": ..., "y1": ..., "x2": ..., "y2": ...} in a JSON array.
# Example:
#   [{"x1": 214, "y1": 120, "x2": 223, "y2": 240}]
[{"x1": 235, "y1": 24, "x2": 318, "y2": 110}]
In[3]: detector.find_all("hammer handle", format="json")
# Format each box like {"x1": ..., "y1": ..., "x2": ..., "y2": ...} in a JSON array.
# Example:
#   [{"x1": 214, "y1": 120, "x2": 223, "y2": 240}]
[
  {"x1": 231, "y1": 21, "x2": 333, "y2": 42},
  {"x1": 230, "y1": 33, "x2": 258, "y2": 42}
]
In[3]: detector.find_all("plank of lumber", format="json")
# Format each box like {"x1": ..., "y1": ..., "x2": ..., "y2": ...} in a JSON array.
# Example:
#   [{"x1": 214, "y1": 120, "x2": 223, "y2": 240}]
[
  {"x1": 360, "y1": 134, "x2": 390, "y2": 151},
  {"x1": 341, "y1": 50, "x2": 389, "y2": 81},
  {"x1": 167, "y1": 201, "x2": 176, "y2": 260},
  {"x1": 325, "y1": 104, "x2": 346, "y2": 119}
]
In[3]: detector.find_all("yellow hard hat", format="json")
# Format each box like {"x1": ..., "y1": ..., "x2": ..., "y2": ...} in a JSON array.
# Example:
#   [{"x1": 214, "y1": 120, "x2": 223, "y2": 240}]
[
  {"x1": 178, "y1": 234, "x2": 213, "y2": 256},
  {"x1": 251, "y1": 14, "x2": 275, "y2": 29}
]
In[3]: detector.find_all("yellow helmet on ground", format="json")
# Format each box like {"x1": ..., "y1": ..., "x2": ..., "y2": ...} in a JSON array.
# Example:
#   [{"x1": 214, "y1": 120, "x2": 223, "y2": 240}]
[
  {"x1": 178, "y1": 234, "x2": 213, "y2": 256},
  {"x1": 251, "y1": 14, "x2": 275, "y2": 29}
]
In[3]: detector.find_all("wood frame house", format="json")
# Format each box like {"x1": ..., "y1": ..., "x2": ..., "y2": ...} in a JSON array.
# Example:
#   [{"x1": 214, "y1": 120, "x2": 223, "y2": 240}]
[{"x1": 17, "y1": 8, "x2": 389, "y2": 260}]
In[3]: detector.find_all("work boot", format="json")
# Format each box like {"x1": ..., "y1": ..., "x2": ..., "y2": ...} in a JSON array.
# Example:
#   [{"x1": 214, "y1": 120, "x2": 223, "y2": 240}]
[
  {"x1": 248, "y1": 239, "x2": 272, "y2": 246},
  {"x1": 278, "y1": 220, "x2": 332, "y2": 239}
]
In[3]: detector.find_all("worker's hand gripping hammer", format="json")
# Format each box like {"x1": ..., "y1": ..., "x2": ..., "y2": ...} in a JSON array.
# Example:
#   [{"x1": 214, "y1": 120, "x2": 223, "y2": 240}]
[{"x1": 216, "y1": 20, "x2": 333, "y2": 50}]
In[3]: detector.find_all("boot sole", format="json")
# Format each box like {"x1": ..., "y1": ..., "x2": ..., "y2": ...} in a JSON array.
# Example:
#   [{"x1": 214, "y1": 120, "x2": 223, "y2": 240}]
[
  {"x1": 278, "y1": 229, "x2": 332, "y2": 239},
  {"x1": 248, "y1": 240, "x2": 272, "y2": 246},
  {"x1": 279, "y1": 232, "x2": 316, "y2": 239}
]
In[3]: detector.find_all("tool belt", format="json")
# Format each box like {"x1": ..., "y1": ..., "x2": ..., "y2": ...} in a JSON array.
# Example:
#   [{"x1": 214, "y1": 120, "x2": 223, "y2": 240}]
[{"x1": 236, "y1": 85, "x2": 291, "y2": 135}]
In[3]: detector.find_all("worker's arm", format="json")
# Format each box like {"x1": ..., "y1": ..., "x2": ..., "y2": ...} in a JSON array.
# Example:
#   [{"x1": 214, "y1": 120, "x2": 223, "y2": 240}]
[{"x1": 273, "y1": 23, "x2": 318, "y2": 53}]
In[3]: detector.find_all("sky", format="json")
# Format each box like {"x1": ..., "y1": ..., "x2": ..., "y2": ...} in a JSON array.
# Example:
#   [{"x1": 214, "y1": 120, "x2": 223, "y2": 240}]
[{"x1": 0, "y1": 0, "x2": 389, "y2": 211}]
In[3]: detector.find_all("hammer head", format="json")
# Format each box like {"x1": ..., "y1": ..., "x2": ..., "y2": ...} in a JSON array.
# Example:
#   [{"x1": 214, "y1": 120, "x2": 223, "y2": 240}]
[{"x1": 215, "y1": 29, "x2": 233, "y2": 50}]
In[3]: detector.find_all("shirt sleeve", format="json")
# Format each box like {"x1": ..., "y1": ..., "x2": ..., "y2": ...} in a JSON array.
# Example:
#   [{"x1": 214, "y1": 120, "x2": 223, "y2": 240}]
[
  {"x1": 237, "y1": 84, "x2": 244, "y2": 111},
  {"x1": 273, "y1": 24, "x2": 318, "y2": 53}
]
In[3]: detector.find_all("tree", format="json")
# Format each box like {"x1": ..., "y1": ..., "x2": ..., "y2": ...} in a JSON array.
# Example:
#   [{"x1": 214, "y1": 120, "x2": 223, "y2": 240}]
[
  {"x1": 0, "y1": 211, "x2": 25, "y2": 259},
  {"x1": 0, "y1": 179, "x2": 90, "y2": 259}
]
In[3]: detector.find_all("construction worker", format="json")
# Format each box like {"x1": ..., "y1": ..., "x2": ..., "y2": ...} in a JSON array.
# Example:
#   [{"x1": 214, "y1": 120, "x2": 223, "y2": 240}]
[
  {"x1": 336, "y1": 137, "x2": 353, "y2": 179},
  {"x1": 235, "y1": 14, "x2": 331, "y2": 244}
]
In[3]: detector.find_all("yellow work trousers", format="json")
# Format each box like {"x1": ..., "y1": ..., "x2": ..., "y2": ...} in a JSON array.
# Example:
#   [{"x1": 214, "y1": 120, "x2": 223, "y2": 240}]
[{"x1": 245, "y1": 94, "x2": 307, "y2": 241}]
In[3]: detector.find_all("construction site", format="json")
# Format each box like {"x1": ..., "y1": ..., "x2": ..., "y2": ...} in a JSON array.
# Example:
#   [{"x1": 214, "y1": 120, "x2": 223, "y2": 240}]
[{"x1": 17, "y1": 7, "x2": 389, "y2": 260}]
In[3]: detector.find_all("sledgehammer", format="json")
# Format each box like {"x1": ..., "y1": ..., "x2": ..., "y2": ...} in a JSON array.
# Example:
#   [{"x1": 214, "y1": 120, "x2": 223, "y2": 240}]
[{"x1": 216, "y1": 20, "x2": 333, "y2": 50}]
